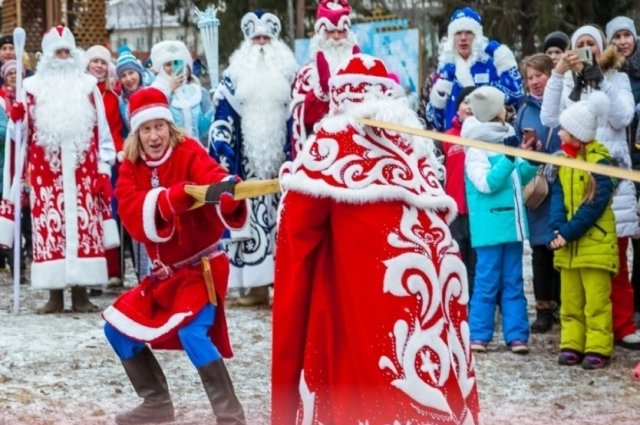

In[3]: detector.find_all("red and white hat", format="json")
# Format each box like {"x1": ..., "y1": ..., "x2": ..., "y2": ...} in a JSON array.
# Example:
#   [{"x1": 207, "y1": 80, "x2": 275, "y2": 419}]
[
  {"x1": 128, "y1": 87, "x2": 174, "y2": 134},
  {"x1": 315, "y1": 0, "x2": 351, "y2": 33},
  {"x1": 42, "y1": 26, "x2": 76, "y2": 56},
  {"x1": 329, "y1": 54, "x2": 399, "y2": 109}
]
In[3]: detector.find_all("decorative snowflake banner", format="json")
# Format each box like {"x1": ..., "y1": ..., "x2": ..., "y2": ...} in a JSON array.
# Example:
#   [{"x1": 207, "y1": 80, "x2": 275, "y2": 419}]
[{"x1": 195, "y1": 5, "x2": 221, "y2": 91}]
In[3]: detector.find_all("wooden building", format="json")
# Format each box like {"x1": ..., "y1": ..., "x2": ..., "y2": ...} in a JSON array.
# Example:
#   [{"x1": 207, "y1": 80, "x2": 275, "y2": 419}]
[{"x1": 2, "y1": 0, "x2": 107, "y2": 53}]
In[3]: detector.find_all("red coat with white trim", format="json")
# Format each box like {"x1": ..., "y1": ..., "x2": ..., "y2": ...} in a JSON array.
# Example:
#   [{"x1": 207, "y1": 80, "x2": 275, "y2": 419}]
[{"x1": 102, "y1": 138, "x2": 248, "y2": 356}]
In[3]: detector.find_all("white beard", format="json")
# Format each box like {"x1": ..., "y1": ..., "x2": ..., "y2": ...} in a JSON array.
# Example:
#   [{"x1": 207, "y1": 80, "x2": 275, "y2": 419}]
[
  {"x1": 309, "y1": 32, "x2": 357, "y2": 73},
  {"x1": 230, "y1": 42, "x2": 297, "y2": 179},
  {"x1": 33, "y1": 54, "x2": 96, "y2": 171}
]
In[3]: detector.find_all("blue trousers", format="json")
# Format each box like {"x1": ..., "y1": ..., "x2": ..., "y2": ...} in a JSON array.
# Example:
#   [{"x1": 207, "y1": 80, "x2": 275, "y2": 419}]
[
  {"x1": 104, "y1": 303, "x2": 221, "y2": 369},
  {"x1": 469, "y1": 242, "x2": 529, "y2": 345}
]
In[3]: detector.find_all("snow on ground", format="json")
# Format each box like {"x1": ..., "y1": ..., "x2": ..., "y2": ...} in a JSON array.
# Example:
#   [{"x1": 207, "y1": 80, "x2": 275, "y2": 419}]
[{"x1": 0, "y1": 245, "x2": 639, "y2": 425}]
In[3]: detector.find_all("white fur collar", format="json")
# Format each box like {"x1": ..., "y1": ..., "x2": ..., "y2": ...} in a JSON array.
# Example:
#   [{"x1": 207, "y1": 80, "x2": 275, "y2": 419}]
[
  {"x1": 24, "y1": 73, "x2": 96, "y2": 97},
  {"x1": 437, "y1": 36, "x2": 489, "y2": 86}
]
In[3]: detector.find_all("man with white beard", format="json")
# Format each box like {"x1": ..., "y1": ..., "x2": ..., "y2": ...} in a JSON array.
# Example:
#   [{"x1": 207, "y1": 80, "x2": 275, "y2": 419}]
[
  {"x1": 289, "y1": 0, "x2": 359, "y2": 159},
  {"x1": 209, "y1": 10, "x2": 298, "y2": 306},
  {"x1": 0, "y1": 26, "x2": 118, "y2": 313}
]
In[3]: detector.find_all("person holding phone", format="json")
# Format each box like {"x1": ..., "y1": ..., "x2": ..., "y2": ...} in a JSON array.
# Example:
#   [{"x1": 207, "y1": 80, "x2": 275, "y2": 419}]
[
  {"x1": 541, "y1": 24, "x2": 640, "y2": 350},
  {"x1": 150, "y1": 40, "x2": 212, "y2": 149},
  {"x1": 514, "y1": 54, "x2": 563, "y2": 334}
]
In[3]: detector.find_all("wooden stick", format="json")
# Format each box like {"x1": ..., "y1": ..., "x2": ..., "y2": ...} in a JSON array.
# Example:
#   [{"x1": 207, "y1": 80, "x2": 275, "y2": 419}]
[
  {"x1": 358, "y1": 118, "x2": 640, "y2": 183},
  {"x1": 185, "y1": 179, "x2": 281, "y2": 210}
]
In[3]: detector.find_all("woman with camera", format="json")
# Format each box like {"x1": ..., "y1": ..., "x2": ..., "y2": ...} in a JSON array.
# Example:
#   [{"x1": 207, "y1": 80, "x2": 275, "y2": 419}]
[
  {"x1": 540, "y1": 24, "x2": 640, "y2": 350},
  {"x1": 513, "y1": 54, "x2": 562, "y2": 334}
]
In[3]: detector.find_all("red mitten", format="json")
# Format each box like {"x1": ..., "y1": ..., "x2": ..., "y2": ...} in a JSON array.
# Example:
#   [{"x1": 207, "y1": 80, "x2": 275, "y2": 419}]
[
  {"x1": 10, "y1": 102, "x2": 26, "y2": 122},
  {"x1": 93, "y1": 173, "x2": 113, "y2": 204},
  {"x1": 316, "y1": 51, "x2": 331, "y2": 94},
  {"x1": 219, "y1": 192, "x2": 242, "y2": 215},
  {"x1": 352, "y1": 45, "x2": 361, "y2": 54},
  {"x1": 159, "y1": 182, "x2": 195, "y2": 217}
]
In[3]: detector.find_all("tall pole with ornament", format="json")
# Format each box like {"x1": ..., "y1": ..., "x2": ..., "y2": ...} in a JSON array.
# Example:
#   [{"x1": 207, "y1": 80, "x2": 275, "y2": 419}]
[{"x1": 195, "y1": 5, "x2": 221, "y2": 93}]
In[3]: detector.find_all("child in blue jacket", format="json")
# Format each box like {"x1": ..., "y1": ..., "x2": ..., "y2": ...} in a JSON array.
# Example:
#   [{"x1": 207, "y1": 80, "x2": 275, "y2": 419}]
[{"x1": 462, "y1": 86, "x2": 538, "y2": 354}]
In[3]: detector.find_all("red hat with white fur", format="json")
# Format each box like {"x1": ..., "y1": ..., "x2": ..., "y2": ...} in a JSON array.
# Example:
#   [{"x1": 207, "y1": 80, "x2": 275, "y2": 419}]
[
  {"x1": 328, "y1": 54, "x2": 399, "y2": 109},
  {"x1": 315, "y1": 0, "x2": 352, "y2": 33},
  {"x1": 128, "y1": 87, "x2": 174, "y2": 134}
]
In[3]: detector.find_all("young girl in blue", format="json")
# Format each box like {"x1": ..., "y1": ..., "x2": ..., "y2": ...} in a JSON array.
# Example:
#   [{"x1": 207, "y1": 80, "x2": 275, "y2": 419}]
[{"x1": 462, "y1": 86, "x2": 538, "y2": 354}]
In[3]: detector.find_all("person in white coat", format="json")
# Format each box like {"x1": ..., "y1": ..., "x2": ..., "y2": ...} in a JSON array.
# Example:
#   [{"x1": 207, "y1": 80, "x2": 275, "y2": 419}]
[{"x1": 540, "y1": 24, "x2": 640, "y2": 350}]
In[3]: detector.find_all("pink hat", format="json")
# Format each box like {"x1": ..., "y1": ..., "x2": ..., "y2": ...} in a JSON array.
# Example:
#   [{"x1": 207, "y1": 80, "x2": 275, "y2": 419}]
[
  {"x1": 388, "y1": 72, "x2": 401, "y2": 85},
  {"x1": 314, "y1": 0, "x2": 352, "y2": 33},
  {"x1": 1, "y1": 60, "x2": 23, "y2": 80},
  {"x1": 128, "y1": 87, "x2": 174, "y2": 134}
]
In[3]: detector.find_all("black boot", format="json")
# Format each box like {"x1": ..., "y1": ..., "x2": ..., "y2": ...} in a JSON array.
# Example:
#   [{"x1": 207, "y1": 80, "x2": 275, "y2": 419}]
[
  {"x1": 198, "y1": 359, "x2": 246, "y2": 425},
  {"x1": 115, "y1": 347, "x2": 175, "y2": 425},
  {"x1": 530, "y1": 308, "x2": 554, "y2": 334}
]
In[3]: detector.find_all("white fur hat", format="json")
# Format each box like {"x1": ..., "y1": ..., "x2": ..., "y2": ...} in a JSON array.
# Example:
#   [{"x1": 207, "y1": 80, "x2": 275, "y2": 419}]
[
  {"x1": 86, "y1": 45, "x2": 112, "y2": 64},
  {"x1": 42, "y1": 26, "x2": 76, "y2": 57},
  {"x1": 241, "y1": 11, "x2": 281, "y2": 40},
  {"x1": 468, "y1": 86, "x2": 505, "y2": 123},
  {"x1": 150, "y1": 40, "x2": 193, "y2": 73},
  {"x1": 559, "y1": 91, "x2": 609, "y2": 142}
]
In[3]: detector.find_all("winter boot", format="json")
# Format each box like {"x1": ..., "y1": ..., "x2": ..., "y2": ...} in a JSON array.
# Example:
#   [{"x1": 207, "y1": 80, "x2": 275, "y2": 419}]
[
  {"x1": 115, "y1": 347, "x2": 175, "y2": 425},
  {"x1": 530, "y1": 308, "x2": 555, "y2": 334},
  {"x1": 197, "y1": 359, "x2": 246, "y2": 425},
  {"x1": 36, "y1": 290, "x2": 64, "y2": 314},
  {"x1": 236, "y1": 286, "x2": 269, "y2": 307},
  {"x1": 71, "y1": 286, "x2": 99, "y2": 313}
]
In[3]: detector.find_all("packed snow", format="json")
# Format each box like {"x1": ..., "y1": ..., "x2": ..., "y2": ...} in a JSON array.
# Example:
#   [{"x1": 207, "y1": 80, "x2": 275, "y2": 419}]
[{"x1": 0, "y1": 244, "x2": 639, "y2": 425}]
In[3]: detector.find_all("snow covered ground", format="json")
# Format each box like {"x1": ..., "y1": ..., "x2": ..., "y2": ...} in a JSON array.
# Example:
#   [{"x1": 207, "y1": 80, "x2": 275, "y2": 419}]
[{"x1": 1, "y1": 245, "x2": 639, "y2": 425}]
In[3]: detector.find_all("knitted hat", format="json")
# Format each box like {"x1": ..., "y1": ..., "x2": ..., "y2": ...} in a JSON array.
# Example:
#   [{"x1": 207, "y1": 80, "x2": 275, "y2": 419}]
[
  {"x1": 0, "y1": 35, "x2": 13, "y2": 49},
  {"x1": 1, "y1": 59, "x2": 23, "y2": 80},
  {"x1": 606, "y1": 16, "x2": 637, "y2": 44},
  {"x1": 241, "y1": 10, "x2": 281, "y2": 40},
  {"x1": 456, "y1": 86, "x2": 476, "y2": 111},
  {"x1": 41, "y1": 26, "x2": 76, "y2": 57},
  {"x1": 116, "y1": 46, "x2": 143, "y2": 79},
  {"x1": 571, "y1": 25, "x2": 604, "y2": 52},
  {"x1": 315, "y1": 0, "x2": 352, "y2": 33},
  {"x1": 544, "y1": 31, "x2": 569, "y2": 52},
  {"x1": 447, "y1": 7, "x2": 483, "y2": 40},
  {"x1": 559, "y1": 91, "x2": 609, "y2": 142},
  {"x1": 86, "y1": 45, "x2": 112, "y2": 64},
  {"x1": 328, "y1": 54, "x2": 399, "y2": 109},
  {"x1": 128, "y1": 87, "x2": 174, "y2": 134},
  {"x1": 467, "y1": 86, "x2": 505, "y2": 123}
]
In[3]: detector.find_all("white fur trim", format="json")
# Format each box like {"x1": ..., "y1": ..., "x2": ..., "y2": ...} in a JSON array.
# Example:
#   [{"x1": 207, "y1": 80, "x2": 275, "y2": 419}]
[
  {"x1": 281, "y1": 172, "x2": 458, "y2": 224},
  {"x1": 493, "y1": 45, "x2": 517, "y2": 75},
  {"x1": 314, "y1": 16, "x2": 351, "y2": 33},
  {"x1": 454, "y1": 56, "x2": 476, "y2": 88},
  {"x1": 430, "y1": 79, "x2": 453, "y2": 109},
  {"x1": 102, "y1": 218, "x2": 121, "y2": 249},
  {"x1": 130, "y1": 106, "x2": 173, "y2": 135},
  {"x1": 117, "y1": 151, "x2": 125, "y2": 163},
  {"x1": 0, "y1": 215, "x2": 15, "y2": 247},
  {"x1": 142, "y1": 146, "x2": 173, "y2": 167},
  {"x1": 30, "y1": 257, "x2": 108, "y2": 289},
  {"x1": 61, "y1": 124, "x2": 83, "y2": 284},
  {"x1": 216, "y1": 200, "x2": 250, "y2": 231},
  {"x1": 448, "y1": 17, "x2": 483, "y2": 39},
  {"x1": 142, "y1": 188, "x2": 174, "y2": 243},
  {"x1": 98, "y1": 162, "x2": 111, "y2": 176},
  {"x1": 102, "y1": 305, "x2": 193, "y2": 342}
]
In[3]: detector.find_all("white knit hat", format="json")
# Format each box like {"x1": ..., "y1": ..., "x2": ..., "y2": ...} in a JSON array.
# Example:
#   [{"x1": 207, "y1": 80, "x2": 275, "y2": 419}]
[
  {"x1": 468, "y1": 86, "x2": 505, "y2": 123},
  {"x1": 559, "y1": 91, "x2": 609, "y2": 142},
  {"x1": 606, "y1": 16, "x2": 637, "y2": 44},
  {"x1": 86, "y1": 45, "x2": 112, "y2": 64}
]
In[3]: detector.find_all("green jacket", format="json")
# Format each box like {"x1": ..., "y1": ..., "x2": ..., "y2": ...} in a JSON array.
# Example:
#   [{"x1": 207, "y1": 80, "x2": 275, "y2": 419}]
[{"x1": 550, "y1": 142, "x2": 619, "y2": 273}]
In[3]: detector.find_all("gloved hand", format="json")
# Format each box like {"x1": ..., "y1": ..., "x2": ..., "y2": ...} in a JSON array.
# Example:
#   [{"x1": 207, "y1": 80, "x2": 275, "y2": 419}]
[
  {"x1": 93, "y1": 173, "x2": 113, "y2": 203},
  {"x1": 440, "y1": 63, "x2": 456, "y2": 82},
  {"x1": 316, "y1": 51, "x2": 331, "y2": 94},
  {"x1": 569, "y1": 73, "x2": 585, "y2": 102},
  {"x1": 582, "y1": 64, "x2": 604, "y2": 87},
  {"x1": 485, "y1": 40, "x2": 501, "y2": 56},
  {"x1": 164, "y1": 182, "x2": 196, "y2": 215},
  {"x1": 219, "y1": 176, "x2": 242, "y2": 215},
  {"x1": 352, "y1": 45, "x2": 361, "y2": 55},
  {"x1": 10, "y1": 102, "x2": 26, "y2": 122}
]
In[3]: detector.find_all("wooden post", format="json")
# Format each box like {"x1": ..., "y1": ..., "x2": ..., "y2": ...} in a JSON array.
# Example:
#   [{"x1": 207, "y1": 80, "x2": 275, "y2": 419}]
[{"x1": 16, "y1": 0, "x2": 22, "y2": 27}]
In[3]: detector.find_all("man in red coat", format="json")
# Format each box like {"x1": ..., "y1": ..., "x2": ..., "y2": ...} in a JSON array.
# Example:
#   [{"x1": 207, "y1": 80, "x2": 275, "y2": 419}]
[
  {"x1": 289, "y1": 0, "x2": 359, "y2": 159},
  {"x1": 102, "y1": 87, "x2": 248, "y2": 425},
  {"x1": 273, "y1": 54, "x2": 482, "y2": 425},
  {"x1": 0, "y1": 26, "x2": 119, "y2": 313}
]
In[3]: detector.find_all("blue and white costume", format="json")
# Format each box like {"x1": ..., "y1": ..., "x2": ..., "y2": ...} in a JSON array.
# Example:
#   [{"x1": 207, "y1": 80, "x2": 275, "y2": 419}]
[
  {"x1": 426, "y1": 7, "x2": 524, "y2": 131},
  {"x1": 209, "y1": 11, "x2": 298, "y2": 292},
  {"x1": 150, "y1": 40, "x2": 212, "y2": 149}
]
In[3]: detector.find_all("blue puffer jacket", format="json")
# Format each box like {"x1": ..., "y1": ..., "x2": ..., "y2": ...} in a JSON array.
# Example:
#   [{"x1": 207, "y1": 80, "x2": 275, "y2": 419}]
[
  {"x1": 513, "y1": 95, "x2": 562, "y2": 246},
  {"x1": 462, "y1": 117, "x2": 538, "y2": 248}
]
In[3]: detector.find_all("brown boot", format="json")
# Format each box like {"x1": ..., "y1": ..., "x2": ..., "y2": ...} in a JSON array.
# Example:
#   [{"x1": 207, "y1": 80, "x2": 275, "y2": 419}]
[
  {"x1": 71, "y1": 286, "x2": 100, "y2": 312},
  {"x1": 198, "y1": 359, "x2": 246, "y2": 425},
  {"x1": 36, "y1": 290, "x2": 64, "y2": 314},
  {"x1": 236, "y1": 286, "x2": 269, "y2": 307},
  {"x1": 115, "y1": 346, "x2": 175, "y2": 425}
]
